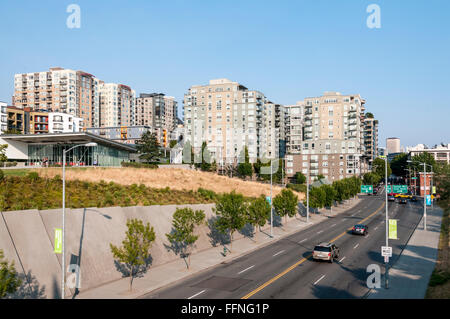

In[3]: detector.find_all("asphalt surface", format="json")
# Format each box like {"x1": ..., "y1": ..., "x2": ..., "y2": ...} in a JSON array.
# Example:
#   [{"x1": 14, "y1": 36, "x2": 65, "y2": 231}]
[{"x1": 141, "y1": 195, "x2": 424, "y2": 299}]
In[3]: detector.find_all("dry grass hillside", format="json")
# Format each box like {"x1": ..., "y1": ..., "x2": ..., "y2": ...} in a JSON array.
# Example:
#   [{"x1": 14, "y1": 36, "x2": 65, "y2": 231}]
[{"x1": 36, "y1": 167, "x2": 305, "y2": 200}]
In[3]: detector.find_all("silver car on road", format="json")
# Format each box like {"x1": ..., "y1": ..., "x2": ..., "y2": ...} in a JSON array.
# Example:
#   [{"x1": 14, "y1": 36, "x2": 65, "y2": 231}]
[{"x1": 312, "y1": 242, "x2": 340, "y2": 263}]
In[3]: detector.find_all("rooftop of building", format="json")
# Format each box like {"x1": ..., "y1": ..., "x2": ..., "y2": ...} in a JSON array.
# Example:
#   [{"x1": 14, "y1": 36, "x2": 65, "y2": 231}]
[{"x1": 0, "y1": 132, "x2": 137, "y2": 152}]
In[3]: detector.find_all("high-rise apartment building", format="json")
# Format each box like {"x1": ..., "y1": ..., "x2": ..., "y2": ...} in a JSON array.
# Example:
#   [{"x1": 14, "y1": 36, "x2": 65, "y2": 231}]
[
  {"x1": 0, "y1": 102, "x2": 7, "y2": 134},
  {"x1": 135, "y1": 93, "x2": 178, "y2": 146},
  {"x1": 286, "y1": 92, "x2": 369, "y2": 183},
  {"x1": 386, "y1": 137, "x2": 401, "y2": 154},
  {"x1": 99, "y1": 83, "x2": 135, "y2": 128},
  {"x1": 284, "y1": 103, "x2": 304, "y2": 155},
  {"x1": 363, "y1": 116, "x2": 379, "y2": 163},
  {"x1": 183, "y1": 78, "x2": 273, "y2": 164},
  {"x1": 13, "y1": 67, "x2": 100, "y2": 129}
]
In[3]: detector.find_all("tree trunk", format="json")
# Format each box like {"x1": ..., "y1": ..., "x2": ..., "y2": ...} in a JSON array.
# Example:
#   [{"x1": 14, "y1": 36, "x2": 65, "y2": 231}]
[
  {"x1": 230, "y1": 230, "x2": 233, "y2": 253},
  {"x1": 188, "y1": 247, "x2": 191, "y2": 269},
  {"x1": 129, "y1": 266, "x2": 134, "y2": 292}
]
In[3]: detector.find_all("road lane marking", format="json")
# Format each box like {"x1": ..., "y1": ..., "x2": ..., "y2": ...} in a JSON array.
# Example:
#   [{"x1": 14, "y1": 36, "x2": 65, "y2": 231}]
[
  {"x1": 188, "y1": 290, "x2": 206, "y2": 299},
  {"x1": 299, "y1": 238, "x2": 307, "y2": 244},
  {"x1": 331, "y1": 224, "x2": 337, "y2": 227},
  {"x1": 313, "y1": 275, "x2": 325, "y2": 285},
  {"x1": 241, "y1": 201, "x2": 385, "y2": 299},
  {"x1": 317, "y1": 230, "x2": 324, "y2": 234},
  {"x1": 238, "y1": 265, "x2": 255, "y2": 274},
  {"x1": 354, "y1": 244, "x2": 359, "y2": 249},
  {"x1": 339, "y1": 256, "x2": 346, "y2": 263},
  {"x1": 273, "y1": 250, "x2": 285, "y2": 257}
]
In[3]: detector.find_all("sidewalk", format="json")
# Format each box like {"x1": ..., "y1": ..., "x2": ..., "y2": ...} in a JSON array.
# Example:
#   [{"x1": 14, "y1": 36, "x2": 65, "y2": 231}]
[
  {"x1": 367, "y1": 206, "x2": 443, "y2": 299},
  {"x1": 77, "y1": 197, "x2": 361, "y2": 299}
]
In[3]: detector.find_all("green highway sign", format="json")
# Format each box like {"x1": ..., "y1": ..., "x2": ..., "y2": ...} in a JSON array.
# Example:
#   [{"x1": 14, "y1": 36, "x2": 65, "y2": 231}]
[
  {"x1": 387, "y1": 185, "x2": 408, "y2": 194},
  {"x1": 361, "y1": 185, "x2": 373, "y2": 194},
  {"x1": 411, "y1": 177, "x2": 418, "y2": 180}
]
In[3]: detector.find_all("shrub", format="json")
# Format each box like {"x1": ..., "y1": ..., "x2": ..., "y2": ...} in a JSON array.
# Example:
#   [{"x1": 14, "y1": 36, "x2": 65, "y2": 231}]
[
  {"x1": 27, "y1": 172, "x2": 40, "y2": 181},
  {"x1": 0, "y1": 169, "x2": 4, "y2": 181},
  {"x1": 287, "y1": 183, "x2": 307, "y2": 193}
]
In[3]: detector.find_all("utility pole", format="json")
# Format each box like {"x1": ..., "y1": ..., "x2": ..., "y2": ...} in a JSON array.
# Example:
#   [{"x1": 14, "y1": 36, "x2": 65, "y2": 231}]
[
  {"x1": 306, "y1": 161, "x2": 310, "y2": 224},
  {"x1": 270, "y1": 159, "x2": 273, "y2": 238},
  {"x1": 424, "y1": 162, "x2": 427, "y2": 230},
  {"x1": 384, "y1": 156, "x2": 389, "y2": 289}
]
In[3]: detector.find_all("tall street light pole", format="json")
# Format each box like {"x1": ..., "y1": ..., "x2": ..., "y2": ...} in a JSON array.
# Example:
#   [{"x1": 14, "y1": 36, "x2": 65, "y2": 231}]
[
  {"x1": 306, "y1": 161, "x2": 310, "y2": 224},
  {"x1": 61, "y1": 142, "x2": 97, "y2": 299},
  {"x1": 270, "y1": 159, "x2": 273, "y2": 238},
  {"x1": 383, "y1": 155, "x2": 389, "y2": 289}
]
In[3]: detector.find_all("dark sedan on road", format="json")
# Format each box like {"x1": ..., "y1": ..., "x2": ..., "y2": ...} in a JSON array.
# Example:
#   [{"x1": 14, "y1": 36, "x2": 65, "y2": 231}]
[
  {"x1": 399, "y1": 198, "x2": 407, "y2": 204},
  {"x1": 410, "y1": 196, "x2": 418, "y2": 202},
  {"x1": 352, "y1": 224, "x2": 368, "y2": 236},
  {"x1": 388, "y1": 195, "x2": 396, "y2": 202}
]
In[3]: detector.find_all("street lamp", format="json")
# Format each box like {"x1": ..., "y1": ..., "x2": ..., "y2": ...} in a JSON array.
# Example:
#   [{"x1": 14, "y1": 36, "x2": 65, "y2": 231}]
[
  {"x1": 407, "y1": 160, "x2": 433, "y2": 231},
  {"x1": 380, "y1": 155, "x2": 389, "y2": 289},
  {"x1": 61, "y1": 142, "x2": 97, "y2": 299}
]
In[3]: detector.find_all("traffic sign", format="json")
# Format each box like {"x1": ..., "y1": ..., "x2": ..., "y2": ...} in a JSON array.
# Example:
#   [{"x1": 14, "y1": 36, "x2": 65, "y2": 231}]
[
  {"x1": 361, "y1": 185, "x2": 373, "y2": 194},
  {"x1": 426, "y1": 195, "x2": 432, "y2": 206},
  {"x1": 54, "y1": 228, "x2": 62, "y2": 254},
  {"x1": 381, "y1": 246, "x2": 392, "y2": 257},
  {"x1": 432, "y1": 186, "x2": 436, "y2": 194},
  {"x1": 266, "y1": 196, "x2": 271, "y2": 205},
  {"x1": 387, "y1": 185, "x2": 408, "y2": 194},
  {"x1": 388, "y1": 220, "x2": 398, "y2": 240},
  {"x1": 411, "y1": 177, "x2": 418, "y2": 180}
]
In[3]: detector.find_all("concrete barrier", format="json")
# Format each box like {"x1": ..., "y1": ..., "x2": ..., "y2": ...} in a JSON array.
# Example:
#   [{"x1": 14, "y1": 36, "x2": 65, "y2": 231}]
[{"x1": 0, "y1": 202, "x2": 304, "y2": 298}]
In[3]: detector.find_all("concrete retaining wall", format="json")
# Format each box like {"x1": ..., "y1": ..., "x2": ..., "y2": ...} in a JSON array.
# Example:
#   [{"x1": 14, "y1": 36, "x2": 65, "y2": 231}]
[{"x1": 1, "y1": 203, "x2": 300, "y2": 298}]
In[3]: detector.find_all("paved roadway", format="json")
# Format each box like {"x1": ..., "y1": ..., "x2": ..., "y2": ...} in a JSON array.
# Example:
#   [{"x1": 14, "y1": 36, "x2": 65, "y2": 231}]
[{"x1": 141, "y1": 195, "x2": 424, "y2": 299}]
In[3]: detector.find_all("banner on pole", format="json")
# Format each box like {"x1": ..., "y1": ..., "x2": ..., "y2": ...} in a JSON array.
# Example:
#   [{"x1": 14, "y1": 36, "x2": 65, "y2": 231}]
[
  {"x1": 54, "y1": 228, "x2": 62, "y2": 254},
  {"x1": 388, "y1": 220, "x2": 398, "y2": 240}
]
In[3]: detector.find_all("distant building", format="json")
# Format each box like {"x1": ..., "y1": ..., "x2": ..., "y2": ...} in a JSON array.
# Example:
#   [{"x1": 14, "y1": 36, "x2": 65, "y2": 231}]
[
  {"x1": 99, "y1": 83, "x2": 136, "y2": 128},
  {"x1": 285, "y1": 92, "x2": 369, "y2": 184},
  {"x1": 85, "y1": 126, "x2": 151, "y2": 145},
  {"x1": 363, "y1": 117, "x2": 379, "y2": 163},
  {"x1": 0, "y1": 132, "x2": 135, "y2": 166},
  {"x1": 386, "y1": 137, "x2": 401, "y2": 154},
  {"x1": 407, "y1": 143, "x2": 450, "y2": 164},
  {"x1": 48, "y1": 112, "x2": 83, "y2": 133},
  {"x1": 0, "y1": 102, "x2": 7, "y2": 134}
]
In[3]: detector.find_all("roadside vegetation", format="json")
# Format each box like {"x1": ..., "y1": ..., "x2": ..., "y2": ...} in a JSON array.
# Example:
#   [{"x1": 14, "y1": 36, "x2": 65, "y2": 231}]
[
  {"x1": 0, "y1": 170, "x2": 222, "y2": 211},
  {"x1": 426, "y1": 162, "x2": 450, "y2": 298}
]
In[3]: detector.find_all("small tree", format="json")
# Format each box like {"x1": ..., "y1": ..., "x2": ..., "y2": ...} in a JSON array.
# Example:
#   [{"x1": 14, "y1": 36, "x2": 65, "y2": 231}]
[
  {"x1": 294, "y1": 172, "x2": 306, "y2": 184},
  {"x1": 110, "y1": 219, "x2": 156, "y2": 291},
  {"x1": 195, "y1": 142, "x2": 212, "y2": 172},
  {"x1": 373, "y1": 157, "x2": 392, "y2": 179},
  {"x1": 322, "y1": 184, "x2": 337, "y2": 208},
  {"x1": 246, "y1": 195, "x2": 271, "y2": 240},
  {"x1": 135, "y1": 131, "x2": 161, "y2": 164},
  {"x1": 0, "y1": 249, "x2": 22, "y2": 298},
  {"x1": 237, "y1": 147, "x2": 253, "y2": 179},
  {"x1": 166, "y1": 208, "x2": 205, "y2": 269},
  {"x1": 0, "y1": 144, "x2": 8, "y2": 163},
  {"x1": 308, "y1": 187, "x2": 326, "y2": 212},
  {"x1": 273, "y1": 189, "x2": 298, "y2": 225},
  {"x1": 363, "y1": 172, "x2": 381, "y2": 186},
  {"x1": 214, "y1": 191, "x2": 247, "y2": 252}
]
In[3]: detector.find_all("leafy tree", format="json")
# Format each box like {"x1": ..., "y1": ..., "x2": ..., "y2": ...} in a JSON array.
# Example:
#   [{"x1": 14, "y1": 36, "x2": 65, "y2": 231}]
[
  {"x1": 3, "y1": 129, "x2": 21, "y2": 135},
  {"x1": 0, "y1": 249, "x2": 22, "y2": 298},
  {"x1": 315, "y1": 174, "x2": 325, "y2": 182},
  {"x1": 411, "y1": 153, "x2": 437, "y2": 173},
  {"x1": 214, "y1": 191, "x2": 247, "y2": 252},
  {"x1": 308, "y1": 187, "x2": 326, "y2": 211},
  {"x1": 246, "y1": 195, "x2": 271, "y2": 240},
  {"x1": 0, "y1": 145, "x2": 7, "y2": 163},
  {"x1": 195, "y1": 142, "x2": 212, "y2": 172},
  {"x1": 259, "y1": 159, "x2": 283, "y2": 183},
  {"x1": 135, "y1": 131, "x2": 161, "y2": 164},
  {"x1": 365, "y1": 112, "x2": 374, "y2": 119},
  {"x1": 363, "y1": 172, "x2": 381, "y2": 186},
  {"x1": 273, "y1": 189, "x2": 298, "y2": 225},
  {"x1": 373, "y1": 157, "x2": 392, "y2": 179},
  {"x1": 390, "y1": 153, "x2": 409, "y2": 177},
  {"x1": 293, "y1": 172, "x2": 306, "y2": 184},
  {"x1": 110, "y1": 219, "x2": 156, "y2": 291},
  {"x1": 237, "y1": 147, "x2": 253, "y2": 179},
  {"x1": 322, "y1": 184, "x2": 337, "y2": 208},
  {"x1": 169, "y1": 140, "x2": 178, "y2": 149},
  {"x1": 435, "y1": 162, "x2": 450, "y2": 205},
  {"x1": 182, "y1": 140, "x2": 194, "y2": 165},
  {"x1": 332, "y1": 180, "x2": 347, "y2": 202},
  {"x1": 166, "y1": 208, "x2": 205, "y2": 269}
]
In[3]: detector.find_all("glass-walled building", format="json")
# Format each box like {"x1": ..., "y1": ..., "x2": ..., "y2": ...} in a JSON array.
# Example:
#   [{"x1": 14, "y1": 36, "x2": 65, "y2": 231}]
[{"x1": 0, "y1": 132, "x2": 136, "y2": 166}]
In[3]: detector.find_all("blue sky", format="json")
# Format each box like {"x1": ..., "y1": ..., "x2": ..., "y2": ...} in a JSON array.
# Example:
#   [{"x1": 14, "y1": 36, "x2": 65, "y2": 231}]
[{"x1": 0, "y1": 0, "x2": 449, "y2": 147}]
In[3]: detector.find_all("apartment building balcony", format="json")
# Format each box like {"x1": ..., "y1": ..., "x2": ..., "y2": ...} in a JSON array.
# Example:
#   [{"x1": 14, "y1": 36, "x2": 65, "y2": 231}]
[
  {"x1": 305, "y1": 114, "x2": 313, "y2": 121},
  {"x1": 348, "y1": 125, "x2": 357, "y2": 131},
  {"x1": 310, "y1": 170, "x2": 319, "y2": 176},
  {"x1": 304, "y1": 120, "x2": 312, "y2": 127},
  {"x1": 348, "y1": 114, "x2": 357, "y2": 119},
  {"x1": 310, "y1": 158, "x2": 318, "y2": 163},
  {"x1": 305, "y1": 110, "x2": 313, "y2": 115}
]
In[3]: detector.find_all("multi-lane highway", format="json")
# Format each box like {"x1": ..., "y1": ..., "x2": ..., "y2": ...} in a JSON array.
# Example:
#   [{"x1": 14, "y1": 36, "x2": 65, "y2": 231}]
[{"x1": 141, "y1": 195, "x2": 424, "y2": 299}]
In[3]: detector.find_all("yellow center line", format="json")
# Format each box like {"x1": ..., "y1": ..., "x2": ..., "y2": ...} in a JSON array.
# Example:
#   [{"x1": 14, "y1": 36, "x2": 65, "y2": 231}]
[{"x1": 241, "y1": 201, "x2": 385, "y2": 299}]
